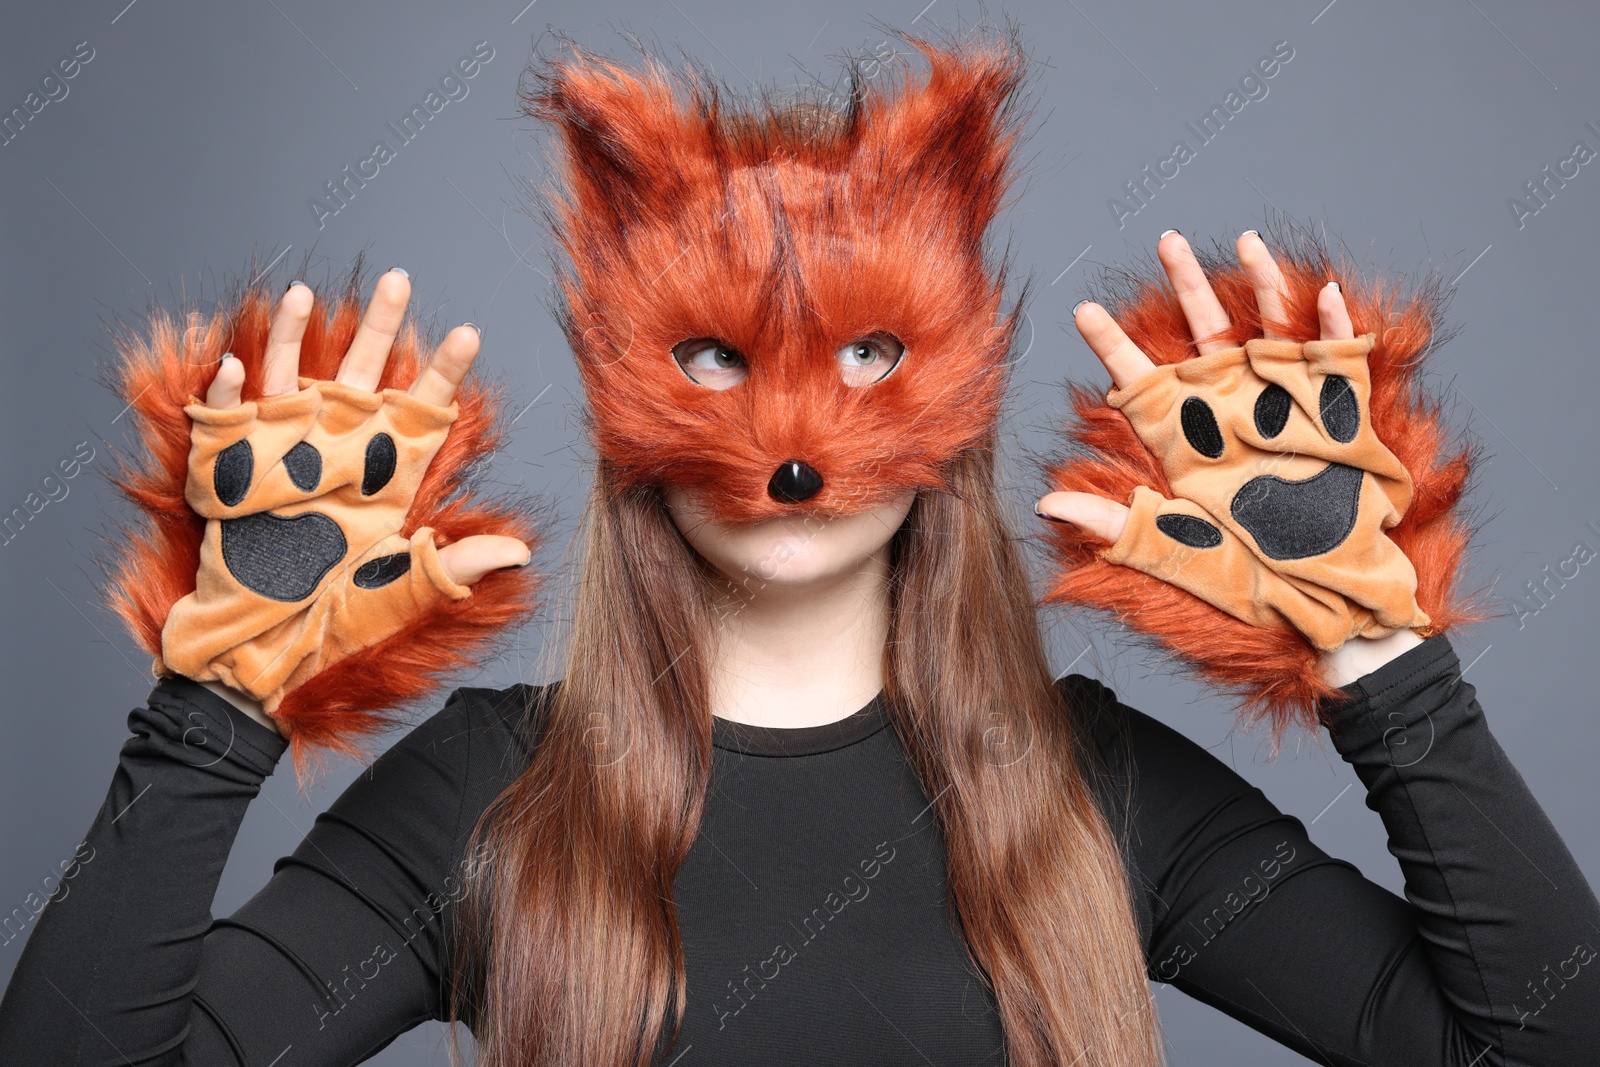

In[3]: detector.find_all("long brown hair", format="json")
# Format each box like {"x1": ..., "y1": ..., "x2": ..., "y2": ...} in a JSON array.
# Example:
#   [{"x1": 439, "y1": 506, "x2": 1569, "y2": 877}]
[{"x1": 448, "y1": 440, "x2": 1163, "y2": 1066}]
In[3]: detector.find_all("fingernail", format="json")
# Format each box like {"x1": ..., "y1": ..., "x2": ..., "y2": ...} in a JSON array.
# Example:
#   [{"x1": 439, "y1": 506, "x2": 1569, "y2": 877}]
[
  {"x1": 1071, "y1": 299, "x2": 1090, "y2": 315},
  {"x1": 286, "y1": 279, "x2": 304, "y2": 291},
  {"x1": 462, "y1": 321, "x2": 481, "y2": 337},
  {"x1": 1242, "y1": 229, "x2": 1259, "y2": 237},
  {"x1": 1158, "y1": 228, "x2": 1181, "y2": 239},
  {"x1": 221, "y1": 351, "x2": 236, "y2": 361},
  {"x1": 389, "y1": 266, "x2": 409, "y2": 279},
  {"x1": 1034, "y1": 500, "x2": 1070, "y2": 524},
  {"x1": 1328, "y1": 280, "x2": 1342, "y2": 292}
]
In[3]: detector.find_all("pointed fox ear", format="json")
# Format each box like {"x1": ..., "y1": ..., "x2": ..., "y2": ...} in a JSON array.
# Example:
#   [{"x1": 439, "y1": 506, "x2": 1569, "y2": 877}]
[
  {"x1": 522, "y1": 30, "x2": 1030, "y2": 269},
  {"x1": 521, "y1": 45, "x2": 704, "y2": 238},
  {"x1": 861, "y1": 34, "x2": 1030, "y2": 247}
]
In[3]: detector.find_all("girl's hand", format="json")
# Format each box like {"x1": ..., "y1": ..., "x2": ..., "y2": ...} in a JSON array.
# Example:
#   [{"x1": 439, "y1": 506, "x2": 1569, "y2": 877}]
[
  {"x1": 1037, "y1": 230, "x2": 1431, "y2": 665},
  {"x1": 1039, "y1": 230, "x2": 1352, "y2": 537},
  {"x1": 203, "y1": 274, "x2": 531, "y2": 583},
  {"x1": 162, "y1": 271, "x2": 532, "y2": 735}
]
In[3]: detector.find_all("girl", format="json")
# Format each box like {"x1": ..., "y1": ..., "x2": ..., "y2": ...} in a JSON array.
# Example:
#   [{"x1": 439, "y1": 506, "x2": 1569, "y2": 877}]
[{"x1": 1, "y1": 28, "x2": 1595, "y2": 1067}]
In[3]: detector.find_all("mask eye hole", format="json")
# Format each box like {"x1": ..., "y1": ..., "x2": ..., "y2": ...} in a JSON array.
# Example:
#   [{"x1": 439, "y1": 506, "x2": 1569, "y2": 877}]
[
  {"x1": 835, "y1": 332, "x2": 905, "y2": 387},
  {"x1": 671, "y1": 338, "x2": 749, "y2": 390}
]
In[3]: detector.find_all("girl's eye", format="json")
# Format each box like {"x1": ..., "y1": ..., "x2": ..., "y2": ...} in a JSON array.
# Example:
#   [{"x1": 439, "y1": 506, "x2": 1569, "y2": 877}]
[
  {"x1": 835, "y1": 332, "x2": 906, "y2": 387},
  {"x1": 671, "y1": 338, "x2": 749, "y2": 390}
]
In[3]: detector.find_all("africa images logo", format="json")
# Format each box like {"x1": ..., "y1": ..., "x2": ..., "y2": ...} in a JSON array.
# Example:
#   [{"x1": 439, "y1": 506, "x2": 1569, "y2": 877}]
[
  {"x1": 308, "y1": 42, "x2": 495, "y2": 230},
  {"x1": 1107, "y1": 40, "x2": 1295, "y2": 231}
]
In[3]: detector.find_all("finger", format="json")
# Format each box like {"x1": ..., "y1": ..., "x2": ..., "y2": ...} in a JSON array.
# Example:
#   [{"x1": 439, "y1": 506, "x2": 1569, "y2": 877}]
[
  {"x1": 1157, "y1": 230, "x2": 1233, "y2": 356},
  {"x1": 1035, "y1": 491, "x2": 1130, "y2": 543},
  {"x1": 204, "y1": 353, "x2": 245, "y2": 409},
  {"x1": 261, "y1": 283, "x2": 315, "y2": 396},
  {"x1": 336, "y1": 268, "x2": 411, "y2": 391},
  {"x1": 1318, "y1": 281, "x2": 1355, "y2": 340},
  {"x1": 437, "y1": 534, "x2": 532, "y2": 585},
  {"x1": 1238, "y1": 230, "x2": 1290, "y2": 339},
  {"x1": 408, "y1": 323, "x2": 481, "y2": 406},
  {"x1": 1073, "y1": 301, "x2": 1156, "y2": 390}
]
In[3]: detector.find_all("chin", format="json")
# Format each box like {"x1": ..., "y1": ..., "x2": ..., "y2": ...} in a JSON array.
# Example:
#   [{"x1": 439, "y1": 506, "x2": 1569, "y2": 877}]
[{"x1": 729, "y1": 522, "x2": 858, "y2": 588}]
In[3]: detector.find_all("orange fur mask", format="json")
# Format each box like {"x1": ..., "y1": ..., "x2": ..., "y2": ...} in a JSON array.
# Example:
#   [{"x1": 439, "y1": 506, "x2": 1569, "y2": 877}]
[{"x1": 524, "y1": 33, "x2": 1029, "y2": 524}]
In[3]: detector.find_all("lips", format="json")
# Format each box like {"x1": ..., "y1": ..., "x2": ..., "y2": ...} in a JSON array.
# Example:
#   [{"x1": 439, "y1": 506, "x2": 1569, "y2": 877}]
[{"x1": 1230, "y1": 462, "x2": 1364, "y2": 561}]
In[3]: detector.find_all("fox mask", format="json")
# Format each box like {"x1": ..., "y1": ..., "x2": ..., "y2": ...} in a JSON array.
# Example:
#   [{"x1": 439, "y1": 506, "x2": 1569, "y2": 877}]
[{"x1": 525, "y1": 34, "x2": 1028, "y2": 524}]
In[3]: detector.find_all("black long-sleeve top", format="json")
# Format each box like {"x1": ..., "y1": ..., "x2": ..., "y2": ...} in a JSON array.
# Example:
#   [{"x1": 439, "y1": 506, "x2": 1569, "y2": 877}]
[{"x1": 1, "y1": 634, "x2": 1597, "y2": 1065}]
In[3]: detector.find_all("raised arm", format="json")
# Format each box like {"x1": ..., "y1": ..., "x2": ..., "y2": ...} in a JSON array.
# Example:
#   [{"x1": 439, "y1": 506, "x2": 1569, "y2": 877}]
[
  {"x1": 0, "y1": 680, "x2": 287, "y2": 1062},
  {"x1": 0, "y1": 677, "x2": 535, "y2": 1064},
  {"x1": 0, "y1": 264, "x2": 542, "y2": 1063},
  {"x1": 1069, "y1": 633, "x2": 1600, "y2": 1066}
]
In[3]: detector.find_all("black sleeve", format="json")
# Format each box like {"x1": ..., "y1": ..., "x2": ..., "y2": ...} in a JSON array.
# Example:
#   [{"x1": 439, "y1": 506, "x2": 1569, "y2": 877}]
[
  {"x1": 1068, "y1": 633, "x2": 1600, "y2": 1067},
  {"x1": 0, "y1": 676, "x2": 534, "y2": 1066}
]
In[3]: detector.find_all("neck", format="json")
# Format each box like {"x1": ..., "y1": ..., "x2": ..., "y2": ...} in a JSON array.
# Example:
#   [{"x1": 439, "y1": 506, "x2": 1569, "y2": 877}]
[{"x1": 706, "y1": 546, "x2": 892, "y2": 729}]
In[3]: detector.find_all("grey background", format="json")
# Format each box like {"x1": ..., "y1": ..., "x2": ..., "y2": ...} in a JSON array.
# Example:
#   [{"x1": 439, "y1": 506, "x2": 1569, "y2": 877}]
[{"x1": 2, "y1": 0, "x2": 1597, "y2": 1063}]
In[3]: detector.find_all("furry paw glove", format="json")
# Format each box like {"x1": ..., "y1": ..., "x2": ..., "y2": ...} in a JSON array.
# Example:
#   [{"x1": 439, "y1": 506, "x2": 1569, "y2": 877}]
[
  {"x1": 157, "y1": 377, "x2": 472, "y2": 713},
  {"x1": 1098, "y1": 332, "x2": 1431, "y2": 652},
  {"x1": 1041, "y1": 228, "x2": 1486, "y2": 732},
  {"x1": 103, "y1": 267, "x2": 542, "y2": 765}
]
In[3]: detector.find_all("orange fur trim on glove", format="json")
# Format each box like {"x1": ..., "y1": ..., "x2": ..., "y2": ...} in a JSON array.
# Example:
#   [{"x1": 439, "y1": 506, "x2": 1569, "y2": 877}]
[
  {"x1": 1041, "y1": 221, "x2": 1491, "y2": 736},
  {"x1": 100, "y1": 256, "x2": 545, "y2": 772}
]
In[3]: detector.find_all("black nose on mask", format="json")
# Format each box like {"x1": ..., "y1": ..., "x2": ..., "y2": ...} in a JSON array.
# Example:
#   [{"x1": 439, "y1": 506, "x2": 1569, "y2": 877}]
[{"x1": 767, "y1": 459, "x2": 823, "y2": 503}]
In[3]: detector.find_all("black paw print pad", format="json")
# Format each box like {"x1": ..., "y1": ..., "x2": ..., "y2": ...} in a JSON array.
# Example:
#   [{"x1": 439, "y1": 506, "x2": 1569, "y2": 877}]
[
  {"x1": 1161, "y1": 376, "x2": 1366, "y2": 560},
  {"x1": 212, "y1": 434, "x2": 408, "y2": 601}
]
